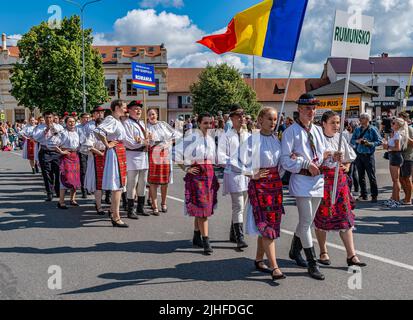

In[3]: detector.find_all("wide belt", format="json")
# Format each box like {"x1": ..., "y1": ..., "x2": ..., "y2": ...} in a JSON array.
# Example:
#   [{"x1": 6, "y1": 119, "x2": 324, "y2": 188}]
[{"x1": 126, "y1": 147, "x2": 147, "y2": 152}]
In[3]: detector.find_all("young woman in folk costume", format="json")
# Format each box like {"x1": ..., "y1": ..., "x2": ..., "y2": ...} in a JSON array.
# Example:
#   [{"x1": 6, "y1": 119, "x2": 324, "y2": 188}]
[
  {"x1": 314, "y1": 111, "x2": 366, "y2": 268},
  {"x1": 94, "y1": 100, "x2": 129, "y2": 228},
  {"x1": 176, "y1": 113, "x2": 219, "y2": 255},
  {"x1": 244, "y1": 107, "x2": 287, "y2": 281}
]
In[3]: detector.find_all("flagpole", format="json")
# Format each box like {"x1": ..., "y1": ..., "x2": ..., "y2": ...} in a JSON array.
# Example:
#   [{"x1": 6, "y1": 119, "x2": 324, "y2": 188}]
[
  {"x1": 331, "y1": 57, "x2": 352, "y2": 205},
  {"x1": 404, "y1": 64, "x2": 413, "y2": 112},
  {"x1": 276, "y1": 61, "x2": 294, "y2": 133}
]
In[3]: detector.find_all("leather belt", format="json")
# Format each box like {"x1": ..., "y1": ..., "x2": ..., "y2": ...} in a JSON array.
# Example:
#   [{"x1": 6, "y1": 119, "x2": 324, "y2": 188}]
[
  {"x1": 298, "y1": 169, "x2": 313, "y2": 177},
  {"x1": 126, "y1": 147, "x2": 147, "y2": 152}
]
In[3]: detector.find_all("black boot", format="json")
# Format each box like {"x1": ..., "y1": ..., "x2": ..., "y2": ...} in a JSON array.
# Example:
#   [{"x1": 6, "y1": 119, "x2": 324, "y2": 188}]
[
  {"x1": 192, "y1": 230, "x2": 203, "y2": 248},
  {"x1": 32, "y1": 168, "x2": 36, "y2": 174},
  {"x1": 35, "y1": 163, "x2": 40, "y2": 173},
  {"x1": 121, "y1": 192, "x2": 128, "y2": 211},
  {"x1": 81, "y1": 188, "x2": 87, "y2": 199},
  {"x1": 202, "y1": 236, "x2": 213, "y2": 255},
  {"x1": 229, "y1": 222, "x2": 236, "y2": 243},
  {"x1": 137, "y1": 196, "x2": 150, "y2": 216},
  {"x1": 104, "y1": 191, "x2": 111, "y2": 204},
  {"x1": 127, "y1": 199, "x2": 139, "y2": 220},
  {"x1": 289, "y1": 234, "x2": 308, "y2": 267},
  {"x1": 303, "y1": 247, "x2": 325, "y2": 281},
  {"x1": 233, "y1": 223, "x2": 248, "y2": 249}
]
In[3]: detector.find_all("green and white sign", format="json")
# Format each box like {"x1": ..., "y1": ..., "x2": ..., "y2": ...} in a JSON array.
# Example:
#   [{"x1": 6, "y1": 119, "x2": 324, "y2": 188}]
[{"x1": 331, "y1": 10, "x2": 374, "y2": 60}]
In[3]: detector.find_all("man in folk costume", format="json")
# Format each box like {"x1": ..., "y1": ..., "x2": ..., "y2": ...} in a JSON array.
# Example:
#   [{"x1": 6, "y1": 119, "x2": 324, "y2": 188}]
[
  {"x1": 281, "y1": 94, "x2": 342, "y2": 281},
  {"x1": 218, "y1": 104, "x2": 250, "y2": 250},
  {"x1": 76, "y1": 112, "x2": 91, "y2": 199},
  {"x1": 123, "y1": 100, "x2": 150, "y2": 219},
  {"x1": 32, "y1": 111, "x2": 64, "y2": 202}
]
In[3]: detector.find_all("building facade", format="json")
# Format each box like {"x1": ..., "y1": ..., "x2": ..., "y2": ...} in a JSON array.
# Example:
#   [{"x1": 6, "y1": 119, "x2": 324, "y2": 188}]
[
  {"x1": 0, "y1": 34, "x2": 168, "y2": 122},
  {"x1": 323, "y1": 54, "x2": 413, "y2": 117}
]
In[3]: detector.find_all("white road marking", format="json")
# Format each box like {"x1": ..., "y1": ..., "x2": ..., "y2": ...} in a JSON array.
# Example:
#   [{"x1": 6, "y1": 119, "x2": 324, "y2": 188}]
[{"x1": 164, "y1": 194, "x2": 413, "y2": 272}]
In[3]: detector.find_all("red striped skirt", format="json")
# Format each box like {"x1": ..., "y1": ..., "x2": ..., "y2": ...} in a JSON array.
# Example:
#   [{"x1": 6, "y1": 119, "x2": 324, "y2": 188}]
[
  {"x1": 115, "y1": 142, "x2": 127, "y2": 188},
  {"x1": 94, "y1": 153, "x2": 105, "y2": 191},
  {"x1": 148, "y1": 145, "x2": 171, "y2": 185},
  {"x1": 27, "y1": 139, "x2": 35, "y2": 160},
  {"x1": 248, "y1": 168, "x2": 285, "y2": 240},
  {"x1": 60, "y1": 151, "x2": 81, "y2": 190},
  {"x1": 315, "y1": 167, "x2": 355, "y2": 231},
  {"x1": 184, "y1": 163, "x2": 220, "y2": 218}
]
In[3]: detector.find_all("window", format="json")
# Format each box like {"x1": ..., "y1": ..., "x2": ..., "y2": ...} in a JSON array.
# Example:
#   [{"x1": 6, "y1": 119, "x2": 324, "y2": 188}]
[
  {"x1": 148, "y1": 79, "x2": 160, "y2": 96},
  {"x1": 127, "y1": 79, "x2": 138, "y2": 96},
  {"x1": 131, "y1": 47, "x2": 137, "y2": 52},
  {"x1": 105, "y1": 79, "x2": 116, "y2": 96},
  {"x1": 372, "y1": 86, "x2": 379, "y2": 93},
  {"x1": 112, "y1": 53, "x2": 117, "y2": 58},
  {"x1": 101, "y1": 53, "x2": 107, "y2": 59},
  {"x1": 148, "y1": 47, "x2": 154, "y2": 53},
  {"x1": 385, "y1": 86, "x2": 399, "y2": 97},
  {"x1": 274, "y1": 85, "x2": 285, "y2": 94},
  {"x1": 178, "y1": 96, "x2": 192, "y2": 108},
  {"x1": 15, "y1": 109, "x2": 25, "y2": 122}
]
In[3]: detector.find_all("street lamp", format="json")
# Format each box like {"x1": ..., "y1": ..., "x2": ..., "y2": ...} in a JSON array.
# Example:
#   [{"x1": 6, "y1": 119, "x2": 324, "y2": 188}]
[{"x1": 64, "y1": 0, "x2": 102, "y2": 113}]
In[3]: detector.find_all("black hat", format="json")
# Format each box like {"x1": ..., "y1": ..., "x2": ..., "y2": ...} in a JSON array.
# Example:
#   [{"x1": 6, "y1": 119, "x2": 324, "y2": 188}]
[
  {"x1": 92, "y1": 106, "x2": 105, "y2": 113},
  {"x1": 127, "y1": 100, "x2": 143, "y2": 109},
  {"x1": 295, "y1": 94, "x2": 320, "y2": 106}
]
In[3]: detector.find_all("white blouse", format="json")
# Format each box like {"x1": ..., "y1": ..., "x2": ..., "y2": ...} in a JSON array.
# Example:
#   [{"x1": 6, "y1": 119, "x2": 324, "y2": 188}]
[
  {"x1": 322, "y1": 133, "x2": 356, "y2": 168},
  {"x1": 147, "y1": 121, "x2": 178, "y2": 147},
  {"x1": 49, "y1": 129, "x2": 80, "y2": 151},
  {"x1": 243, "y1": 132, "x2": 282, "y2": 173},
  {"x1": 94, "y1": 116, "x2": 126, "y2": 142},
  {"x1": 20, "y1": 125, "x2": 35, "y2": 139},
  {"x1": 175, "y1": 130, "x2": 216, "y2": 166}
]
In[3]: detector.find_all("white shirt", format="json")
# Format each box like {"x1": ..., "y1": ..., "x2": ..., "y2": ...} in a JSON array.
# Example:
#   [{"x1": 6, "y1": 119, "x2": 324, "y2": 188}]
[
  {"x1": 32, "y1": 124, "x2": 64, "y2": 147},
  {"x1": 20, "y1": 125, "x2": 35, "y2": 139},
  {"x1": 94, "y1": 116, "x2": 126, "y2": 142},
  {"x1": 388, "y1": 132, "x2": 401, "y2": 148},
  {"x1": 281, "y1": 123, "x2": 327, "y2": 197},
  {"x1": 322, "y1": 133, "x2": 356, "y2": 169},
  {"x1": 123, "y1": 118, "x2": 149, "y2": 171}
]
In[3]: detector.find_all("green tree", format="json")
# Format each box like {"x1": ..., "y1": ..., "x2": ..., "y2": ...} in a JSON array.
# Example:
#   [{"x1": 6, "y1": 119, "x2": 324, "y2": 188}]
[
  {"x1": 10, "y1": 16, "x2": 108, "y2": 115},
  {"x1": 190, "y1": 63, "x2": 261, "y2": 117}
]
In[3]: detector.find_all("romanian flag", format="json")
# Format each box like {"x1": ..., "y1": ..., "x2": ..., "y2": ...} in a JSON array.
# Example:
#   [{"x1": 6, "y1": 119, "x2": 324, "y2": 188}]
[{"x1": 197, "y1": 0, "x2": 309, "y2": 62}]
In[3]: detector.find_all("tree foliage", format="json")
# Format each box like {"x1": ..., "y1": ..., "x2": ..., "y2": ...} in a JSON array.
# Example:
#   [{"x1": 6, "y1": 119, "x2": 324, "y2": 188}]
[
  {"x1": 190, "y1": 63, "x2": 261, "y2": 118},
  {"x1": 10, "y1": 16, "x2": 108, "y2": 115}
]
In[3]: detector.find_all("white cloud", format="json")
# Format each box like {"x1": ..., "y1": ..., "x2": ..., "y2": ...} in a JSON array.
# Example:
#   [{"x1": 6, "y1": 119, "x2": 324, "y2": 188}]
[
  {"x1": 139, "y1": 0, "x2": 184, "y2": 9},
  {"x1": 7, "y1": 34, "x2": 22, "y2": 46},
  {"x1": 94, "y1": 2, "x2": 413, "y2": 78}
]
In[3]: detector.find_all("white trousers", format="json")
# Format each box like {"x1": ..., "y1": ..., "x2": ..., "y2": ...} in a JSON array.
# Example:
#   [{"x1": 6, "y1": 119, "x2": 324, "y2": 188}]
[
  {"x1": 295, "y1": 197, "x2": 322, "y2": 249},
  {"x1": 230, "y1": 191, "x2": 248, "y2": 224},
  {"x1": 127, "y1": 169, "x2": 148, "y2": 200}
]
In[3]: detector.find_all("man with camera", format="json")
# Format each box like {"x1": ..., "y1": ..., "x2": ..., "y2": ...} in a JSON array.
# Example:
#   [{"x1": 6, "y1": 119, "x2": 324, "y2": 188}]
[{"x1": 351, "y1": 113, "x2": 383, "y2": 203}]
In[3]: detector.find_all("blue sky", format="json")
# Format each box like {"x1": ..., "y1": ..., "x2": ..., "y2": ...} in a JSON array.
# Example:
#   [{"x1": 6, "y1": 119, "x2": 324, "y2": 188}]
[{"x1": 2, "y1": 1, "x2": 413, "y2": 78}]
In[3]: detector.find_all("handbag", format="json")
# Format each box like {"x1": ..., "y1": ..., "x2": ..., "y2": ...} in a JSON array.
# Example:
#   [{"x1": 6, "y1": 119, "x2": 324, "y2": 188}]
[{"x1": 383, "y1": 151, "x2": 389, "y2": 160}]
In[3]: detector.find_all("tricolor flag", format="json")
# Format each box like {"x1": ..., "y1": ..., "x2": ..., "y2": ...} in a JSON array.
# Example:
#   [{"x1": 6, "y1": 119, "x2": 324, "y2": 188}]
[{"x1": 197, "y1": 0, "x2": 309, "y2": 62}]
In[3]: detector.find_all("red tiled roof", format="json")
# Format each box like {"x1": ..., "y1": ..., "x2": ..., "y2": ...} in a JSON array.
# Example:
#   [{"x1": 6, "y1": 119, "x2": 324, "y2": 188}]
[
  {"x1": 5, "y1": 45, "x2": 162, "y2": 63},
  {"x1": 167, "y1": 68, "x2": 204, "y2": 92},
  {"x1": 329, "y1": 57, "x2": 413, "y2": 74}
]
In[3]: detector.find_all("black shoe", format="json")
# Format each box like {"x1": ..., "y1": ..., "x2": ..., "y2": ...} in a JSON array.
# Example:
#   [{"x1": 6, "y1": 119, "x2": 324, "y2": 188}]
[
  {"x1": 371, "y1": 196, "x2": 378, "y2": 203},
  {"x1": 289, "y1": 234, "x2": 308, "y2": 267},
  {"x1": 95, "y1": 204, "x2": 106, "y2": 216},
  {"x1": 233, "y1": 223, "x2": 248, "y2": 249},
  {"x1": 304, "y1": 247, "x2": 325, "y2": 281},
  {"x1": 347, "y1": 255, "x2": 367, "y2": 267},
  {"x1": 192, "y1": 230, "x2": 203, "y2": 248},
  {"x1": 111, "y1": 218, "x2": 129, "y2": 228},
  {"x1": 70, "y1": 201, "x2": 80, "y2": 207},
  {"x1": 229, "y1": 222, "x2": 236, "y2": 243},
  {"x1": 318, "y1": 252, "x2": 331, "y2": 266},
  {"x1": 271, "y1": 268, "x2": 287, "y2": 281},
  {"x1": 57, "y1": 203, "x2": 68, "y2": 210},
  {"x1": 104, "y1": 191, "x2": 112, "y2": 204},
  {"x1": 45, "y1": 194, "x2": 53, "y2": 202},
  {"x1": 32, "y1": 168, "x2": 35, "y2": 174},
  {"x1": 127, "y1": 199, "x2": 139, "y2": 219},
  {"x1": 202, "y1": 236, "x2": 213, "y2": 255},
  {"x1": 147, "y1": 198, "x2": 152, "y2": 207},
  {"x1": 254, "y1": 260, "x2": 271, "y2": 273},
  {"x1": 357, "y1": 195, "x2": 368, "y2": 201},
  {"x1": 35, "y1": 164, "x2": 40, "y2": 173},
  {"x1": 161, "y1": 204, "x2": 168, "y2": 213},
  {"x1": 81, "y1": 189, "x2": 87, "y2": 199},
  {"x1": 137, "y1": 197, "x2": 150, "y2": 216}
]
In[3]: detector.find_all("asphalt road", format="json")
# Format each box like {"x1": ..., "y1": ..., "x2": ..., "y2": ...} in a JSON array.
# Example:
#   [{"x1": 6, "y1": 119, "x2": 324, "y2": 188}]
[{"x1": 0, "y1": 149, "x2": 412, "y2": 300}]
